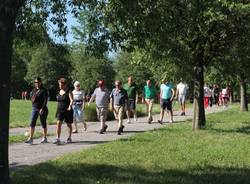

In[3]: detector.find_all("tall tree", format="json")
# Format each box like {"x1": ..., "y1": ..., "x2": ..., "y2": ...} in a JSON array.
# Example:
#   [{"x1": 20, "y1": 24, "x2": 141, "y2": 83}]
[{"x1": 76, "y1": 0, "x2": 250, "y2": 129}]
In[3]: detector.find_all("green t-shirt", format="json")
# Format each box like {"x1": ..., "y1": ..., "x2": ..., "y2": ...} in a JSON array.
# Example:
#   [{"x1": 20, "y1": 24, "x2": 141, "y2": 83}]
[
  {"x1": 123, "y1": 83, "x2": 137, "y2": 100},
  {"x1": 144, "y1": 85, "x2": 156, "y2": 99}
]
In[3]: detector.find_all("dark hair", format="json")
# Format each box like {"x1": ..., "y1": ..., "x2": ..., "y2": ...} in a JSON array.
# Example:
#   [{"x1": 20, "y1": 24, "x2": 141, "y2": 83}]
[
  {"x1": 35, "y1": 77, "x2": 42, "y2": 82},
  {"x1": 58, "y1": 78, "x2": 67, "y2": 85}
]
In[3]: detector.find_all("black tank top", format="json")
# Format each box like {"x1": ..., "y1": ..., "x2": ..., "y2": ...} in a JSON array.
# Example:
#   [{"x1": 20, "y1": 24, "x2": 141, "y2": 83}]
[{"x1": 56, "y1": 89, "x2": 71, "y2": 112}]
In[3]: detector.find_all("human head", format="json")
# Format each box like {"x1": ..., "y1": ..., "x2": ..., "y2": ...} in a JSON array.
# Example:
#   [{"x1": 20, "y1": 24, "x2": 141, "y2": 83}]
[
  {"x1": 74, "y1": 81, "x2": 81, "y2": 90},
  {"x1": 58, "y1": 78, "x2": 67, "y2": 90},
  {"x1": 146, "y1": 80, "x2": 151, "y2": 86},
  {"x1": 128, "y1": 76, "x2": 133, "y2": 85},
  {"x1": 115, "y1": 80, "x2": 122, "y2": 89},
  {"x1": 34, "y1": 77, "x2": 42, "y2": 88},
  {"x1": 98, "y1": 80, "x2": 105, "y2": 88}
]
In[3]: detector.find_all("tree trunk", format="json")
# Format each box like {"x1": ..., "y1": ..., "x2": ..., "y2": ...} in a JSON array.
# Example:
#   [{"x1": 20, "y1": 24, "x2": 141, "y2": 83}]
[
  {"x1": 192, "y1": 56, "x2": 206, "y2": 130},
  {"x1": 0, "y1": 3, "x2": 20, "y2": 183},
  {"x1": 240, "y1": 75, "x2": 248, "y2": 112}
]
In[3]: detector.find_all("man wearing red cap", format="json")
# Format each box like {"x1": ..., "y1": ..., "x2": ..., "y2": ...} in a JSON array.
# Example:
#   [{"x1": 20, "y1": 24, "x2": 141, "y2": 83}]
[{"x1": 88, "y1": 80, "x2": 110, "y2": 134}]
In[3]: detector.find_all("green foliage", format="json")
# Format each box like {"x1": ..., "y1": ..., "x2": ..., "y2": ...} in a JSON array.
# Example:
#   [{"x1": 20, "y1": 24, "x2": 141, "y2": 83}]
[
  {"x1": 11, "y1": 51, "x2": 28, "y2": 98},
  {"x1": 11, "y1": 105, "x2": 250, "y2": 184},
  {"x1": 70, "y1": 44, "x2": 115, "y2": 93},
  {"x1": 113, "y1": 52, "x2": 154, "y2": 93},
  {"x1": 25, "y1": 44, "x2": 72, "y2": 99}
]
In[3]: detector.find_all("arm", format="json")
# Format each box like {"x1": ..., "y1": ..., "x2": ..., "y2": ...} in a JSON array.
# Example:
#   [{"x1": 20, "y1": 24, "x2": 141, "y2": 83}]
[
  {"x1": 88, "y1": 90, "x2": 96, "y2": 106},
  {"x1": 171, "y1": 88, "x2": 175, "y2": 101},
  {"x1": 68, "y1": 91, "x2": 73, "y2": 111},
  {"x1": 40, "y1": 89, "x2": 48, "y2": 113}
]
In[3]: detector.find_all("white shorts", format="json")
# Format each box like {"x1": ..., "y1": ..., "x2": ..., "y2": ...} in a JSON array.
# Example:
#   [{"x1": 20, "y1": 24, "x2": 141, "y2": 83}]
[{"x1": 178, "y1": 95, "x2": 186, "y2": 105}]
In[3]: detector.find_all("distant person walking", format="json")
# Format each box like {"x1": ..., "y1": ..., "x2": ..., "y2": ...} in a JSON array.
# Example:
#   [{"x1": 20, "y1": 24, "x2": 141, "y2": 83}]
[
  {"x1": 213, "y1": 84, "x2": 220, "y2": 106},
  {"x1": 110, "y1": 80, "x2": 128, "y2": 135},
  {"x1": 54, "y1": 78, "x2": 74, "y2": 145},
  {"x1": 158, "y1": 79, "x2": 175, "y2": 124},
  {"x1": 221, "y1": 86, "x2": 230, "y2": 108},
  {"x1": 123, "y1": 76, "x2": 138, "y2": 123},
  {"x1": 88, "y1": 80, "x2": 110, "y2": 134},
  {"x1": 204, "y1": 84, "x2": 212, "y2": 109},
  {"x1": 143, "y1": 80, "x2": 157, "y2": 123},
  {"x1": 176, "y1": 79, "x2": 189, "y2": 116},
  {"x1": 25, "y1": 77, "x2": 48, "y2": 145},
  {"x1": 72, "y1": 81, "x2": 87, "y2": 133}
]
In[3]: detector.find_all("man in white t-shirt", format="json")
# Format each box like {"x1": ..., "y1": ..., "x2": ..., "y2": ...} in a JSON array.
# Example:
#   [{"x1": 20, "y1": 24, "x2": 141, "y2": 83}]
[{"x1": 176, "y1": 79, "x2": 189, "y2": 116}]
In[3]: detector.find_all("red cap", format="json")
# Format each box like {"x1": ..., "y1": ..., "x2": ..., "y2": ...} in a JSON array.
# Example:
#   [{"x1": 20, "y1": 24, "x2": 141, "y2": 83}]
[{"x1": 98, "y1": 80, "x2": 105, "y2": 87}]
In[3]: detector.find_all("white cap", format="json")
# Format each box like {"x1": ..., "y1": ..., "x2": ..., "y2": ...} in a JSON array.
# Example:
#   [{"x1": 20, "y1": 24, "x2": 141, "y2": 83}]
[{"x1": 74, "y1": 81, "x2": 80, "y2": 87}]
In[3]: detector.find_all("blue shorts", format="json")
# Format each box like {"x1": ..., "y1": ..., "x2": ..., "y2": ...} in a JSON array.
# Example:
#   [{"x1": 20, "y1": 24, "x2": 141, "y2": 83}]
[
  {"x1": 30, "y1": 107, "x2": 48, "y2": 128},
  {"x1": 73, "y1": 105, "x2": 84, "y2": 122}
]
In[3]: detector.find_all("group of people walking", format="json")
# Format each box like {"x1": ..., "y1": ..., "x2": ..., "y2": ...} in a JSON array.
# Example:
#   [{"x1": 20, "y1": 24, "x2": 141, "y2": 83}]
[{"x1": 25, "y1": 76, "x2": 189, "y2": 145}]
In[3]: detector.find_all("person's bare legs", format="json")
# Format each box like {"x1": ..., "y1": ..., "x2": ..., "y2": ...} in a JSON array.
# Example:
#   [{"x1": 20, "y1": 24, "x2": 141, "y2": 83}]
[
  {"x1": 29, "y1": 127, "x2": 35, "y2": 139},
  {"x1": 43, "y1": 127, "x2": 47, "y2": 138},
  {"x1": 56, "y1": 120, "x2": 62, "y2": 139},
  {"x1": 67, "y1": 123, "x2": 72, "y2": 139}
]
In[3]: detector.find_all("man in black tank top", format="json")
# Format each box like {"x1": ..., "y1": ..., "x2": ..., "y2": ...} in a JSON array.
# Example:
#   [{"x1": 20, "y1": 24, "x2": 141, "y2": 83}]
[{"x1": 25, "y1": 77, "x2": 48, "y2": 145}]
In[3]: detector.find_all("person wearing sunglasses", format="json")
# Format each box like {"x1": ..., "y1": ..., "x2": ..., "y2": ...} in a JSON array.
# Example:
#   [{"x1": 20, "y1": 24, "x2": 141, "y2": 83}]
[
  {"x1": 110, "y1": 80, "x2": 128, "y2": 135},
  {"x1": 25, "y1": 77, "x2": 48, "y2": 145}
]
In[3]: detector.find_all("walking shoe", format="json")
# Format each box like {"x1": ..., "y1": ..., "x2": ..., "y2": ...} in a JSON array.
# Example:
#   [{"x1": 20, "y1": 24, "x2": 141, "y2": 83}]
[
  {"x1": 72, "y1": 130, "x2": 78, "y2": 134},
  {"x1": 25, "y1": 138, "x2": 33, "y2": 145},
  {"x1": 103, "y1": 125, "x2": 108, "y2": 132},
  {"x1": 148, "y1": 118, "x2": 151, "y2": 124},
  {"x1": 134, "y1": 116, "x2": 137, "y2": 122},
  {"x1": 158, "y1": 120, "x2": 163, "y2": 125},
  {"x1": 65, "y1": 137, "x2": 72, "y2": 144},
  {"x1": 126, "y1": 119, "x2": 131, "y2": 124},
  {"x1": 53, "y1": 138, "x2": 61, "y2": 145},
  {"x1": 118, "y1": 127, "x2": 122, "y2": 135},
  {"x1": 41, "y1": 137, "x2": 48, "y2": 144}
]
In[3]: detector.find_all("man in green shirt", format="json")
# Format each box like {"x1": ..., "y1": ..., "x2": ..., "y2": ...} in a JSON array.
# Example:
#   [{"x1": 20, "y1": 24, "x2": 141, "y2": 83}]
[
  {"x1": 143, "y1": 80, "x2": 157, "y2": 123},
  {"x1": 123, "y1": 76, "x2": 138, "y2": 123}
]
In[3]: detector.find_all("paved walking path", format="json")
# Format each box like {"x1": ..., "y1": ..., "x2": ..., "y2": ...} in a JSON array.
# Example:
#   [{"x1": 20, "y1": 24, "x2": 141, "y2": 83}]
[{"x1": 9, "y1": 106, "x2": 225, "y2": 170}]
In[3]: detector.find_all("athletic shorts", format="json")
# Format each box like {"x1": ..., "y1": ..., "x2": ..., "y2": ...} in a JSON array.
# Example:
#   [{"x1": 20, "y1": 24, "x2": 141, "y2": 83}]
[
  {"x1": 30, "y1": 107, "x2": 48, "y2": 128},
  {"x1": 178, "y1": 95, "x2": 186, "y2": 105},
  {"x1": 160, "y1": 98, "x2": 172, "y2": 111},
  {"x1": 56, "y1": 109, "x2": 73, "y2": 124},
  {"x1": 126, "y1": 99, "x2": 136, "y2": 110}
]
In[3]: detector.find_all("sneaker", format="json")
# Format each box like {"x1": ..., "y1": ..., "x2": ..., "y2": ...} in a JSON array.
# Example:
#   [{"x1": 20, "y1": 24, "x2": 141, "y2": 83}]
[
  {"x1": 126, "y1": 119, "x2": 131, "y2": 124},
  {"x1": 103, "y1": 125, "x2": 108, "y2": 132},
  {"x1": 25, "y1": 138, "x2": 33, "y2": 145},
  {"x1": 134, "y1": 116, "x2": 137, "y2": 122},
  {"x1": 53, "y1": 138, "x2": 61, "y2": 145},
  {"x1": 158, "y1": 120, "x2": 163, "y2": 125},
  {"x1": 149, "y1": 116, "x2": 153, "y2": 122},
  {"x1": 148, "y1": 119, "x2": 151, "y2": 124},
  {"x1": 41, "y1": 137, "x2": 48, "y2": 144},
  {"x1": 72, "y1": 130, "x2": 78, "y2": 134},
  {"x1": 65, "y1": 137, "x2": 72, "y2": 144}
]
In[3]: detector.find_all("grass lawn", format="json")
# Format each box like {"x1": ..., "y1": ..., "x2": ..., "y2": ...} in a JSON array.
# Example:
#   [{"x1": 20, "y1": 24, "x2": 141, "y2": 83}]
[{"x1": 11, "y1": 105, "x2": 250, "y2": 184}]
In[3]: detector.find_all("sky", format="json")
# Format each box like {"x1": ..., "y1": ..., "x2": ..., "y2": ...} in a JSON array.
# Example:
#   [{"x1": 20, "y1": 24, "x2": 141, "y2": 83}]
[{"x1": 48, "y1": 12, "x2": 78, "y2": 44}]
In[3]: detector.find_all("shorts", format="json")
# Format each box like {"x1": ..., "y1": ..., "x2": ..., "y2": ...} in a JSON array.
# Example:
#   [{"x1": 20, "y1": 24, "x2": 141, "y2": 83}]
[
  {"x1": 30, "y1": 107, "x2": 48, "y2": 128},
  {"x1": 178, "y1": 95, "x2": 186, "y2": 105},
  {"x1": 73, "y1": 105, "x2": 84, "y2": 122},
  {"x1": 160, "y1": 98, "x2": 172, "y2": 111},
  {"x1": 126, "y1": 99, "x2": 136, "y2": 110},
  {"x1": 56, "y1": 109, "x2": 73, "y2": 124}
]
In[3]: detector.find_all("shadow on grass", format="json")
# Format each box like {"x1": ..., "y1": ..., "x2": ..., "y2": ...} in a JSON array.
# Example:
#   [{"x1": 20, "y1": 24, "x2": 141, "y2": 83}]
[{"x1": 11, "y1": 163, "x2": 250, "y2": 184}]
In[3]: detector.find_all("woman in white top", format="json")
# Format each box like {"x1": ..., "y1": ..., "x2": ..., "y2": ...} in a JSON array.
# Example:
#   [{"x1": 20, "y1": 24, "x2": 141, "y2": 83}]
[{"x1": 72, "y1": 81, "x2": 86, "y2": 133}]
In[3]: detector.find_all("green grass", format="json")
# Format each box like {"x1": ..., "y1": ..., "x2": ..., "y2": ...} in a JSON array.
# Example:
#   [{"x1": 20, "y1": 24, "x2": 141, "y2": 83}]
[
  {"x1": 11, "y1": 105, "x2": 250, "y2": 184},
  {"x1": 10, "y1": 100, "x2": 162, "y2": 128}
]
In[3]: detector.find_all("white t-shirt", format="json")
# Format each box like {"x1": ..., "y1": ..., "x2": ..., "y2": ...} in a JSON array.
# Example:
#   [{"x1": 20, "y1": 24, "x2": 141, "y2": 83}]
[
  {"x1": 177, "y1": 82, "x2": 188, "y2": 96},
  {"x1": 73, "y1": 90, "x2": 85, "y2": 105},
  {"x1": 222, "y1": 88, "x2": 229, "y2": 98},
  {"x1": 204, "y1": 87, "x2": 211, "y2": 98}
]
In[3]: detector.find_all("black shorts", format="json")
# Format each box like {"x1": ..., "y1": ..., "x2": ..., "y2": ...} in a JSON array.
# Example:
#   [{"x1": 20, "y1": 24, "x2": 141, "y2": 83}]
[
  {"x1": 160, "y1": 98, "x2": 172, "y2": 111},
  {"x1": 56, "y1": 109, "x2": 73, "y2": 124},
  {"x1": 127, "y1": 99, "x2": 136, "y2": 110}
]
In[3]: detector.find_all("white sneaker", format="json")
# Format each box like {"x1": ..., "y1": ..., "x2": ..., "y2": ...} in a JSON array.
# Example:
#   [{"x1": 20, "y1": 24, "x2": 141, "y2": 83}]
[
  {"x1": 127, "y1": 119, "x2": 131, "y2": 124},
  {"x1": 134, "y1": 116, "x2": 137, "y2": 122}
]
